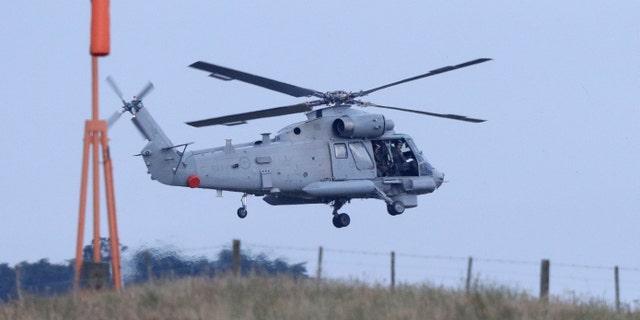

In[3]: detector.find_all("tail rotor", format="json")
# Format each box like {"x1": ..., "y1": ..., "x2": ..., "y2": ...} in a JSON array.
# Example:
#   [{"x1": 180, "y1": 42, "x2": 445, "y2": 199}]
[{"x1": 105, "y1": 76, "x2": 154, "y2": 128}]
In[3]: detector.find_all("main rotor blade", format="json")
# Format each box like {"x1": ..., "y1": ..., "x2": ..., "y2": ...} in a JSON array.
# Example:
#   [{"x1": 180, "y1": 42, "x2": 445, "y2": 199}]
[
  {"x1": 186, "y1": 102, "x2": 314, "y2": 127},
  {"x1": 361, "y1": 58, "x2": 492, "y2": 96},
  {"x1": 363, "y1": 102, "x2": 486, "y2": 123},
  {"x1": 190, "y1": 61, "x2": 323, "y2": 98}
]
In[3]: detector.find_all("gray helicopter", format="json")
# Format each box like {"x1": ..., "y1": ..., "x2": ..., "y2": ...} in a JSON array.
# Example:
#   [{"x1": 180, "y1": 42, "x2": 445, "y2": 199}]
[{"x1": 108, "y1": 58, "x2": 490, "y2": 228}]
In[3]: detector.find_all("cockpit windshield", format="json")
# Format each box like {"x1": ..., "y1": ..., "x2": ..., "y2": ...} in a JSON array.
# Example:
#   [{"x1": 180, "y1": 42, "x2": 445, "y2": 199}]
[{"x1": 405, "y1": 138, "x2": 435, "y2": 177}]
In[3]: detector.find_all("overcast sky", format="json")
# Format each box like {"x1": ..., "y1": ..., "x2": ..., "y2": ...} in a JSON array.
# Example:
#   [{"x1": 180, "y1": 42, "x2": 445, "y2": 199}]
[{"x1": 1, "y1": 1, "x2": 639, "y2": 302}]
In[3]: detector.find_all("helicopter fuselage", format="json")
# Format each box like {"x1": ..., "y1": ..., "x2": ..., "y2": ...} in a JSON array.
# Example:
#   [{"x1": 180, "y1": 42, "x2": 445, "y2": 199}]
[{"x1": 135, "y1": 105, "x2": 443, "y2": 213}]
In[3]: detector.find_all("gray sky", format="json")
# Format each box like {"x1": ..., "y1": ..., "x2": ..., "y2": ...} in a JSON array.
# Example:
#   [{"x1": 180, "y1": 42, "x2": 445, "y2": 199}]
[{"x1": 1, "y1": 1, "x2": 639, "y2": 302}]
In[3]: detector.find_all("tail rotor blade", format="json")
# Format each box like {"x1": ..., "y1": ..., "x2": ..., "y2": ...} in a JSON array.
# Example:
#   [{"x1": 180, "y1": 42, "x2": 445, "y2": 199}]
[
  {"x1": 105, "y1": 77, "x2": 154, "y2": 129},
  {"x1": 107, "y1": 110, "x2": 124, "y2": 128},
  {"x1": 137, "y1": 82, "x2": 155, "y2": 101},
  {"x1": 106, "y1": 76, "x2": 126, "y2": 104}
]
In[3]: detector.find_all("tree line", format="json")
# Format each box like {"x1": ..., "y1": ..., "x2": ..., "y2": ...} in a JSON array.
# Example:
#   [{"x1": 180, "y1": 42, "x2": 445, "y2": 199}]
[{"x1": 0, "y1": 239, "x2": 307, "y2": 302}]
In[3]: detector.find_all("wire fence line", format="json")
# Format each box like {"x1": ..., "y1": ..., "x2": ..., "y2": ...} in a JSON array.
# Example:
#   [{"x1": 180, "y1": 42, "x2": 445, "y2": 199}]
[
  {"x1": 237, "y1": 241, "x2": 639, "y2": 308},
  {"x1": 4, "y1": 240, "x2": 640, "y2": 310},
  {"x1": 241, "y1": 241, "x2": 633, "y2": 271},
  {"x1": 173, "y1": 240, "x2": 640, "y2": 310}
]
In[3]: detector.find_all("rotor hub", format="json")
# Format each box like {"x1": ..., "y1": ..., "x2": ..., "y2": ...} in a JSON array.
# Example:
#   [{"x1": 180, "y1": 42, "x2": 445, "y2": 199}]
[{"x1": 323, "y1": 90, "x2": 353, "y2": 105}]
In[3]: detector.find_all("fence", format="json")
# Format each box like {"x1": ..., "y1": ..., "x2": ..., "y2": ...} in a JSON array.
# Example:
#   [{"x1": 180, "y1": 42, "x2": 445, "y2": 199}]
[
  {"x1": 163, "y1": 239, "x2": 640, "y2": 310},
  {"x1": 5, "y1": 239, "x2": 640, "y2": 311},
  {"x1": 237, "y1": 240, "x2": 640, "y2": 310}
]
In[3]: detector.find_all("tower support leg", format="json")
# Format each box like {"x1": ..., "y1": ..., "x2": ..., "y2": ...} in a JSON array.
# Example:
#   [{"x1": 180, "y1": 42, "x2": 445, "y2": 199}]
[{"x1": 74, "y1": 56, "x2": 122, "y2": 291}]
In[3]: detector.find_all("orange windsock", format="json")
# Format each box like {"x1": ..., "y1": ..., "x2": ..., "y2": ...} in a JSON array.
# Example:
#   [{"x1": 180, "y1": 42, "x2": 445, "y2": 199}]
[{"x1": 90, "y1": 0, "x2": 110, "y2": 56}]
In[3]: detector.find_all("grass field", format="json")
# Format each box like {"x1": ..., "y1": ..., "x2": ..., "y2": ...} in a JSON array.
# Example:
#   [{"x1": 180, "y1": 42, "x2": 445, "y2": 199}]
[{"x1": 1, "y1": 276, "x2": 637, "y2": 320}]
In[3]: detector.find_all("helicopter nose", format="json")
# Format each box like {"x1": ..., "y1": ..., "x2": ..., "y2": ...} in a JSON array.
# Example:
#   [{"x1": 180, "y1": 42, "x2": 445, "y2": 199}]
[{"x1": 433, "y1": 169, "x2": 445, "y2": 188}]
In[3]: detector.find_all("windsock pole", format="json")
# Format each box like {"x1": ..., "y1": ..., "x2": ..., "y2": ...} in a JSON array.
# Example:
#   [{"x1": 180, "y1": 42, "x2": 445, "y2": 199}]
[{"x1": 75, "y1": 0, "x2": 122, "y2": 291}]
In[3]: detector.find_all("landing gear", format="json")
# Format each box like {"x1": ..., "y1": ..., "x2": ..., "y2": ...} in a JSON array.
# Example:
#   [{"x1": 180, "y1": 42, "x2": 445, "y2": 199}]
[
  {"x1": 373, "y1": 185, "x2": 405, "y2": 216},
  {"x1": 237, "y1": 193, "x2": 248, "y2": 219},
  {"x1": 332, "y1": 213, "x2": 350, "y2": 228},
  {"x1": 331, "y1": 198, "x2": 351, "y2": 228},
  {"x1": 387, "y1": 200, "x2": 405, "y2": 216}
]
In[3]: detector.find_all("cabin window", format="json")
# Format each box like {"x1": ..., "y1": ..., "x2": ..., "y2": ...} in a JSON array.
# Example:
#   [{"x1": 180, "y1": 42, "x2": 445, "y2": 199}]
[
  {"x1": 349, "y1": 141, "x2": 374, "y2": 170},
  {"x1": 334, "y1": 143, "x2": 348, "y2": 159}
]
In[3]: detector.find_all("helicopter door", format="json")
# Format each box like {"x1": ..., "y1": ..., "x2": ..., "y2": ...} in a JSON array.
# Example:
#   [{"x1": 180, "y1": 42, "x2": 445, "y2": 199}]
[
  {"x1": 330, "y1": 141, "x2": 375, "y2": 180},
  {"x1": 373, "y1": 138, "x2": 419, "y2": 177}
]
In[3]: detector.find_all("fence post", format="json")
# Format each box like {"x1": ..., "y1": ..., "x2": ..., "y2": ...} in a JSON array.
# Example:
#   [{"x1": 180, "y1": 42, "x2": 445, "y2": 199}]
[
  {"x1": 316, "y1": 246, "x2": 323, "y2": 280},
  {"x1": 466, "y1": 256, "x2": 473, "y2": 294},
  {"x1": 614, "y1": 266, "x2": 620, "y2": 313},
  {"x1": 540, "y1": 259, "x2": 550, "y2": 302},
  {"x1": 390, "y1": 251, "x2": 395, "y2": 290},
  {"x1": 15, "y1": 265, "x2": 22, "y2": 301},
  {"x1": 82, "y1": 262, "x2": 110, "y2": 290},
  {"x1": 232, "y1": 239, "x2": 241, "y2": 277},
  {"x1": 145, "y1": 251, "x2": 153, "y2": 283}
]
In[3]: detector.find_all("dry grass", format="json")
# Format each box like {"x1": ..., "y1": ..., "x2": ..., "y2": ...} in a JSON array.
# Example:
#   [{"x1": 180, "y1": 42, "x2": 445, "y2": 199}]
[{"x1": 1, "y1": 276, "x2": 637, "y2": 320}]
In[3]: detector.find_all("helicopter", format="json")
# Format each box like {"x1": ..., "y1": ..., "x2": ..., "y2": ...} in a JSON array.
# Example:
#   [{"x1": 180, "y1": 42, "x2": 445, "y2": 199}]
[{"x1": 107, "y1": 58, "x2": 490, "y2": 228}]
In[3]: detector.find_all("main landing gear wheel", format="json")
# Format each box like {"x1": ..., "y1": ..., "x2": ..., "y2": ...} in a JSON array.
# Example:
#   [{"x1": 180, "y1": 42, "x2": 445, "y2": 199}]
[
  {"x1": 237, "y1": 207, "x2": 248, "y2": 219},
  {"x1": 330, "y1": 198, "x2": 350, "y2": 228},
  {"x1": 387, "y1": 201, "x2": 405, "y2": 216},
  {"x1": 237, "y1": 192, "x2": 248, "y2": 219},
  {"x1": 332, "y1": 213, "x2": 351, "y2": 228}
]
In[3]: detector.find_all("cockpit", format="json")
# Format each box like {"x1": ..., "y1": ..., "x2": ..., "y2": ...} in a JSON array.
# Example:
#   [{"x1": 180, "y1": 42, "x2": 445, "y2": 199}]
[{"x1": 372, "y1": 137, "x2": 422, "y2": 177}]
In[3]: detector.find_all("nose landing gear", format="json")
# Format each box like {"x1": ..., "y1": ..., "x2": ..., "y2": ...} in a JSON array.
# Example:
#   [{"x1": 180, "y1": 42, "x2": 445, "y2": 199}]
[{"x1": 386, "y1": 201, "x2": 405, "y2": 216}]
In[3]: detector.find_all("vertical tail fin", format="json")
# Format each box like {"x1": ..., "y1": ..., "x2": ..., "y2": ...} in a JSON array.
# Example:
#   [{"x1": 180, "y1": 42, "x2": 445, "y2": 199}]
[
  {"x1": 132, "y1": 107, "x2": 173, "y2": 147},
  {"x1": 106, "y1": 77, "x2": 191, "y2": 187},
  {"x1": 130, "y1": 106, "x2": 184, "y2": 186}
]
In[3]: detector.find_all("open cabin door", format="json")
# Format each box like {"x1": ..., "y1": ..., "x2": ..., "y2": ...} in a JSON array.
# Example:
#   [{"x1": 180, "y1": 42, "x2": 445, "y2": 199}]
[{"x1": 372, "y1": 138, "x2": 419, "y2": 177}]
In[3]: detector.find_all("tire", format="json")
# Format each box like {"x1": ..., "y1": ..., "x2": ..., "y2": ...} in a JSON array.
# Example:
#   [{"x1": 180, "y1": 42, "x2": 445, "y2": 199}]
[
  {"x1": 338, "y1": 213, "x2": 350, "y2": 227},
  {"x1": 237, "y1": 207, "x2": 248, "y2": 219},
  {"x1": 332, "y1": 215, "x2": 342, "y2": 228},
  {"x1": 332, "y1": 213, "x2": 351, "y2": 228},
  {"x1": 387, "y1": 201, "x2": 405, "y2": 216}
]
